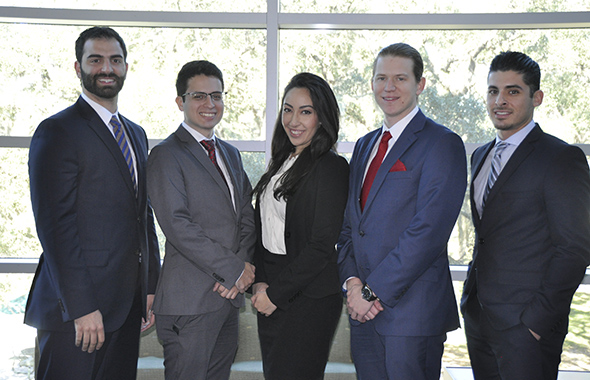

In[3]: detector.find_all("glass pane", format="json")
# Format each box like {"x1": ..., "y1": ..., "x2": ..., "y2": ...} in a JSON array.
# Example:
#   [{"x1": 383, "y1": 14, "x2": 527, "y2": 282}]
[
  {"x1": 1, "y1": 0, "x2": 264, "y2": 12},
  {"x1": 281, "y1": 0, "x2": 590, "y2": 13},
  {"x1": 241, "y1": 151, "x2": 266, "y2": 188},
  {"x1": 280, "y1": 28, "x2": 590, "y2": 144},
  {"x1": 0, "y1": 148, "x2": 40, "y2": 259},
  {"x1": 0, "y1": 273, "x2": 36, "y2": 379},
  {"x1": 0, "y1": 24, "x2": 266, "y2": 140}
]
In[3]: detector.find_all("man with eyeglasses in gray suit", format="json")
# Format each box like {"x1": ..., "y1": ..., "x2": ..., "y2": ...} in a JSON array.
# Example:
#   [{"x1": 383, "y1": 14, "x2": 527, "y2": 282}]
[{"x1": 147, "y1": 60, "x2": 255, "y2": 380}]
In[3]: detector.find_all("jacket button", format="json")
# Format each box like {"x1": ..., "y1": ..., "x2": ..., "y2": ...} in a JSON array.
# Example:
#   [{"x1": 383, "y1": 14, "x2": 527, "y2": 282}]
[
  {"x1": 285, "y1": 232, "x2": 291, "y2": 238},
  {"x1": 359, "y1": 230, "x2": 365, "y2": 237},
  {"x1": 478, "y1": 238, "x2": 485, "y2": 245}
]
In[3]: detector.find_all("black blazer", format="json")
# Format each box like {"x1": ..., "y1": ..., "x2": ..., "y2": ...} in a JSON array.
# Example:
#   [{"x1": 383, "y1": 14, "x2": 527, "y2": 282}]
[
  {"x1": 254, "y1": 150, "x2": 349, "y2": 311},
  {"x1": 461, "y1": 125, "x2": 590, "y2": 337},
  {"x1": 25, "y1": 97, "x2": 160, "y2": 332}
]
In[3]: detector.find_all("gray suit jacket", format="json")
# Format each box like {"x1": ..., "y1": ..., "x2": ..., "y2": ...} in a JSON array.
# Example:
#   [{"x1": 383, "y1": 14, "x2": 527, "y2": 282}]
[{"x1": 147, "y1": 126, "x2": 255, "y2": 314}]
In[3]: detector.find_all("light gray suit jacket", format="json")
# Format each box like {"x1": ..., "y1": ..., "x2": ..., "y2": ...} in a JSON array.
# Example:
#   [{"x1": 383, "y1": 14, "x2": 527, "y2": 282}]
[{"x1": 147, "y1": 126, "x2": 255, "y2": 315}]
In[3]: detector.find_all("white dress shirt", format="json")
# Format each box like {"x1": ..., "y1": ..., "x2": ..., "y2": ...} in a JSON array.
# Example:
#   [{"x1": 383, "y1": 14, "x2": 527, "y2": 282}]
[{"x1": 260, "y1": 155, "x2": 298, "y2": 255}]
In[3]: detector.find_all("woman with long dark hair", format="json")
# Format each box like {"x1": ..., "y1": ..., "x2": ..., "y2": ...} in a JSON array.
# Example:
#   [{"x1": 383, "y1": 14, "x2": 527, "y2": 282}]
[{"x1": 251, "y1": 72, "x2": 349, "y2": 379}]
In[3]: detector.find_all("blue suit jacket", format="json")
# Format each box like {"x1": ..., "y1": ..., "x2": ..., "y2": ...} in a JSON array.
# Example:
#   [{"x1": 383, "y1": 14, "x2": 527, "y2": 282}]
[
  {"x1": 25, "y1": 97, "x2": 160, "y2": 332},
  {"x1": 338, "y1": 110, "x2": 467, "y2": 336}
]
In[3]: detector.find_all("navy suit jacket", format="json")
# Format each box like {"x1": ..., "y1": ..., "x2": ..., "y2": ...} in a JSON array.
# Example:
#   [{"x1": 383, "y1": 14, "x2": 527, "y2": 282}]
[
  {"x1": 461, "y1": 125, "x2": 590, "y2": 337},
  {"x1": 25, "y1": 97, "x2": 160, "y2": 332},
  {"x1": 338, "y1": 109, "x2": 467, "y2": 336}
]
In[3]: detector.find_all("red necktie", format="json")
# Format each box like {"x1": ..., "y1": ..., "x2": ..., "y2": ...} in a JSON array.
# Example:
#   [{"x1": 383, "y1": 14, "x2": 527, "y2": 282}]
[
  {"x1": 200, "y1": 139, "x2": 229, "y2": 190},
  {"x1": 360, "y1": 131, "x2": 392, "y2": 211}
]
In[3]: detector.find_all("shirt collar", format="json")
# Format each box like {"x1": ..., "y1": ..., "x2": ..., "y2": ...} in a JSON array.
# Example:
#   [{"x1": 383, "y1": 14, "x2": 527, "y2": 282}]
[
  {"x1": 81, "y1": 92, "x2": 119, "y2": 126},
  {"x1": 496, "y1": 119, "x2": 536, "y2": 146},
  {"x1": 181, "y1": 122, "x2": 217, "y2": 144},
  {"x1": 381, "y1": 105, "x2": 420, "y2": 141}
]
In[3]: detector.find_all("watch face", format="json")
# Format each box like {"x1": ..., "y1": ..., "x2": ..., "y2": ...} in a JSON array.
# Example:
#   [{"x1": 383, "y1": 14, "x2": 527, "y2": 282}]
[
  {"x1": 362, "y1": 285, "x2": 373, "y2": 301},
  {"x1": 362, "y1": 287, "x2": 369, "y2": 299}
]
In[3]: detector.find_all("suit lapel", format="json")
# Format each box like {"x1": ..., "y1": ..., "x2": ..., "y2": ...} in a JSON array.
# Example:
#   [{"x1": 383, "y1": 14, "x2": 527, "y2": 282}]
[
  {"x1": 216, "y1": 140, "x2": 239, "y2": 215},
  {"x1": 76, "y1": 97, "x2": 138, "y2": 199},
  {"x1": 353, "y1": 129, "x2": 381, "y2": 217},
  {"x1": 483, "y1": 125, "x2": 540, "y2": 209},
  {"x1": 470, "y1": 141, "x2": 494, "y2": 223},
  {"x1": 174, "y1": 126, "x2": 234, "y2": 209},
  {"x1": 361, "y1": 111, "x2": 423, "y2": 215}
]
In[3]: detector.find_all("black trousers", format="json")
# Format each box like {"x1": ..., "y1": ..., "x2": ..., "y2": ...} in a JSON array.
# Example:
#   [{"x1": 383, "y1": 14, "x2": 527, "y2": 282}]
[
  {"x1": 464, "y1": 294, "x2": 566, "y2": 380},
  {"x1": 36, "y1": 287, "x2": 142, "y2": 380},
  {"x1": 257, "y1": 292, "x2": 342, "y2": 380}
]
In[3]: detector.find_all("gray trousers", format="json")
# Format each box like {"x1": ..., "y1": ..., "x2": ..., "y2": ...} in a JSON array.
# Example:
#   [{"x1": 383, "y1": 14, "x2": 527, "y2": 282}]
[{"x1": 155, "y1": 301, "x2": 239, "y2": 380}]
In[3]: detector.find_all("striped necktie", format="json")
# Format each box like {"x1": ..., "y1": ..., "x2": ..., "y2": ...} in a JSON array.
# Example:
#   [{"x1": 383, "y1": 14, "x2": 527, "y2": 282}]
[
  {"x1": 482, "y1": 140, "x2": 508, "y2": 208},
  {"x1": 110, "y1": 115, "x2": 137, "y2": 196}
]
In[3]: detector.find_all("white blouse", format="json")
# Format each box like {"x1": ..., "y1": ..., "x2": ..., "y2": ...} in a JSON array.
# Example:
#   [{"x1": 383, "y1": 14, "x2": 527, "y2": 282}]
[{"x1": 260, "y1": 155, "x2": 298, "y2": 255}]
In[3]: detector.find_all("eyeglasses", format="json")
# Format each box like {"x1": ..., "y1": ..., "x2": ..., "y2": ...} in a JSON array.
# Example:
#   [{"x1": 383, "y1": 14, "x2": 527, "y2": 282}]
[{"x1": 182, "y1": 91, "x2": 226, "y2": 102}]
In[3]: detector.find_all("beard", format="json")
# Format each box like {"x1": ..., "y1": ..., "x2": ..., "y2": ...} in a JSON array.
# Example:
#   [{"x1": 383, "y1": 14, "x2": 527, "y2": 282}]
[{"x1": 80, "y1": 67, "x2": 126, "y2": 99}]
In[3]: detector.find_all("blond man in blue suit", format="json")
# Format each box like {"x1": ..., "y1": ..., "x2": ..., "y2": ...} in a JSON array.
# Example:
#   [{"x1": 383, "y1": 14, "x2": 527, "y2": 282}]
[{"x1": 338, "y1": 43, "x2": 467, "y2": 380}]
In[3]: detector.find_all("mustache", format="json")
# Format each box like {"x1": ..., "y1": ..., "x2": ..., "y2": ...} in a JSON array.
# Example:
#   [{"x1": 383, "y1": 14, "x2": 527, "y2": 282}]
[{"x1": 93, "y1": 73, "x2": 121, "y2": 80}]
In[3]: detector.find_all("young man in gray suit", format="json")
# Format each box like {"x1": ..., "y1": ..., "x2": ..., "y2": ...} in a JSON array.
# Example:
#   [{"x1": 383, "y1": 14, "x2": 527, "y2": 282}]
[
  {"x1": 147, "y1": 60, "x2": 255, "y2": 380},
  {"x1": 461, "y1": 51, "x2": 590, "y2": 380}
]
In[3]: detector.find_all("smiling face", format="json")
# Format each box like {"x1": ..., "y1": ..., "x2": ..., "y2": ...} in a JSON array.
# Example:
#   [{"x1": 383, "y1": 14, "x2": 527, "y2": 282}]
[
  {"x1": 372, "y1": 55, "x2": 425, "y2": 127},
  {"x1": 176, "y1": 74, "x2": 224, "y2": 138},
  {"x1": 282, "y1": 87, "x2": 319, "y2": 155},
  {"x1": 75, "y1": 38, "x2": 127, "y2": 111},
  {"x1": 486, "y1": 70, "x2": 543, "y2": 140}
]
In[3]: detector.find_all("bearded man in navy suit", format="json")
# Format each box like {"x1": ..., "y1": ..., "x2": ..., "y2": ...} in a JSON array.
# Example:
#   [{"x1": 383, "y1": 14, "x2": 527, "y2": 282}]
[
  {"x1": 338, "y1": 43, "x2": 467, "y2": 380},
  {"x1": 461, "y1": 51, "x2": 590, "y2": 380},
  {"x1": 26, "y1": 26, "x2": 160, "y2": 380}
]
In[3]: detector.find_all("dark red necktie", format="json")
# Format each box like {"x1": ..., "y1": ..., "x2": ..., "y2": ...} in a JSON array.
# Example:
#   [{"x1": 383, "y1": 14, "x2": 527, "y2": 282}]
[
  {"x1": 200, "y1": 139, "x2": 229, "y2": 189},
  {"x1": 360, "y1": 131, "x2": 392, "y2": 211}
]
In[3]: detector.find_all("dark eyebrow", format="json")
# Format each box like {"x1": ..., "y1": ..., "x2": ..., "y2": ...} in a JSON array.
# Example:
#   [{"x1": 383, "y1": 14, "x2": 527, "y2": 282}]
[
  {"x1": 86, "y1": 54, "x2": 124, "y2": 59},
  {"x1": 283, "y1": 102, "x2": 314, "y2": 109}
]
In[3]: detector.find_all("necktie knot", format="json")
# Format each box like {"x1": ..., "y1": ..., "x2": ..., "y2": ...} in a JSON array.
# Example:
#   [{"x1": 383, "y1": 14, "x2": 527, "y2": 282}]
[
  {"x1": 381, "y1": 131, "x2": 392, "y2": 145},
  {"x1": 200, "y1": 139, "x2": 215, "y2": 154},
  {"x1": 494, "y1": 140, "x2": 508, "y2": 156}
]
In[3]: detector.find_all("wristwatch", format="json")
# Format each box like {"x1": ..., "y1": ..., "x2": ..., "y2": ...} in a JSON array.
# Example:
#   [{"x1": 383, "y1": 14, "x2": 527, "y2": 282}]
[{"x1": 361, "y1": 283, "x2": 378, "y2": 302}]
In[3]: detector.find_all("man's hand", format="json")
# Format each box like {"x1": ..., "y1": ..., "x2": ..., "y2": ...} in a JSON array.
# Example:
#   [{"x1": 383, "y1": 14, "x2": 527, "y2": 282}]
[
  {"x1": 346, "y1": 278, "x2": 382, "y2": 323},
  {"x1": 141, "y1": 294, "x2": 155, "y2": 332},
  {"x1": 251, "y1": 286, "x2": 277, "y2": 317},
  {"x1": 213, "y1": 282, "x2": 240, "y2": 300},
  {"x1": 236, "y1": 262, "x2": 255, "y2": 293},
  {"x1": 74, "y1": 309, "x2": 105, "y2": 353}
]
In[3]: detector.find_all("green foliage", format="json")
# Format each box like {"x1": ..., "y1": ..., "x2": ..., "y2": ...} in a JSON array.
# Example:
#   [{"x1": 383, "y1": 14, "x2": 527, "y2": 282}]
[{"x1": 0, "y1": 149, "x2": 40, "y2": 258}]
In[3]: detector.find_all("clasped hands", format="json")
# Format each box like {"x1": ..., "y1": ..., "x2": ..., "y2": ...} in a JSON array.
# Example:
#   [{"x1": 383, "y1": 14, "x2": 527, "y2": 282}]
[
  {"x1": 213, "y1": 262, "x2": 255, "y2": 300},
  {"x1": 251, "y1": 282, "x2": 277, "y2": 317},
  {"x1": 346, "y1": 278, "x2": 384, "y2": 323}
]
